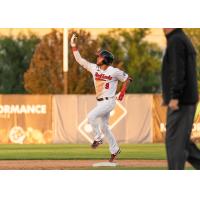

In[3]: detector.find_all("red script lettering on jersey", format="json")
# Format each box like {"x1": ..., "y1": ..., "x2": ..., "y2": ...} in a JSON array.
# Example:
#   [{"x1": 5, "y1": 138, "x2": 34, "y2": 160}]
[{"x1": 95, "y1": 72, "x2": 112, "y2": 81}]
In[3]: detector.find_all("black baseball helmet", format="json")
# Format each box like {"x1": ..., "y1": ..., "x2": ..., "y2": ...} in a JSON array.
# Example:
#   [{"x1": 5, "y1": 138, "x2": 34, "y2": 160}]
[{"x1": 96, "y1": 49, "x2": 114, "y2": 65}]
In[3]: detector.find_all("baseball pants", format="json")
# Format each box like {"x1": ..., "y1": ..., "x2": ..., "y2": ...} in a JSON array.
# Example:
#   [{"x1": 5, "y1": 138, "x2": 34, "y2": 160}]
[
  {"x1": 166, "y1": 105, "x2": 200, "y2": 170},
  {"x1": 87, "y1": 98, "x2": 119, "y2": 154}
]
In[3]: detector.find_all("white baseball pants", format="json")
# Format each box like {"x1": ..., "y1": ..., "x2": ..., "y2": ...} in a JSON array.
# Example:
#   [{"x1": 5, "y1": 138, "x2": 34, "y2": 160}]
[{"x1": 87, "y1": 98, "x2": 119, "y2": 154}]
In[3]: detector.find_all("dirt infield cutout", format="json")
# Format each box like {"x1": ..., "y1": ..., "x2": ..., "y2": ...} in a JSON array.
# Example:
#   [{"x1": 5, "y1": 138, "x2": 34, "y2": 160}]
[{"x1": 0, "y1": 160, "x2": 169, "y2": 169}]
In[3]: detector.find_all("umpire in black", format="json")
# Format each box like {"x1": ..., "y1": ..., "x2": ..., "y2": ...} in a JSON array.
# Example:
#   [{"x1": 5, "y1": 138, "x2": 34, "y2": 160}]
[{"x1": 162, "y1": 28, "x2": 200, "y2": 170}]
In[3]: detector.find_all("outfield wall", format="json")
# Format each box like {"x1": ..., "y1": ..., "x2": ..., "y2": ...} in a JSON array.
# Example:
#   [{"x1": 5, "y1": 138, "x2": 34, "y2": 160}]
[
  {"x1": 0, "y1": 94, "x2": 200, "y2": 144},
  {"x1": 52, "y1": 95, "x2": 153, "y2": 144}
]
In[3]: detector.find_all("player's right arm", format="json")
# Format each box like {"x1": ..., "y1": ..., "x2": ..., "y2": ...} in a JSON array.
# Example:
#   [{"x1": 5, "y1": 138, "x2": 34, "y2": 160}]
[{"x1": 70, "y1": 33, "x2": 94, "y2": 72}]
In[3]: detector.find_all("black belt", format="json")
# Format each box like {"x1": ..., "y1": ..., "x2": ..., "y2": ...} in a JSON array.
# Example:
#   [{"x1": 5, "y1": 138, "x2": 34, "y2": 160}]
[{"x1": 96, "y1": 97, "x2": 109, "y2": 101}]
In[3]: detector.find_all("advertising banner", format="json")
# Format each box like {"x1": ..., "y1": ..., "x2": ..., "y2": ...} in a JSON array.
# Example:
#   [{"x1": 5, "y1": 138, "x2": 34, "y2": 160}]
[
  {"x1": 152, "y1": 95, "x2": 200, "y2": 142},
  {"x1": 53, "y1": 95, "x2": 153, "y2": 144},
  {"x1": 0, "y1": 95, "x2": 52, "y2": 144},
  {"x1": 3, "y1": 94, "x2": 199, "y2": 144}
]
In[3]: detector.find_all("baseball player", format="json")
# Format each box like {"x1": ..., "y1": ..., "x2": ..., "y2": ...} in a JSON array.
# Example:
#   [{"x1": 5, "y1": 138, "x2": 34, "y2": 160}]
[{"x1": 70, "y1": 33, "x2": 132, "y2": 162}]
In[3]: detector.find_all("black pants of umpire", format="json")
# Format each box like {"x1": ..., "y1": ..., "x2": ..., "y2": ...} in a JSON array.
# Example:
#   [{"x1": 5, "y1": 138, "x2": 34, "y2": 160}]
[{"x1": 166, "y1": 105, "x2": 200, "y2": 170}]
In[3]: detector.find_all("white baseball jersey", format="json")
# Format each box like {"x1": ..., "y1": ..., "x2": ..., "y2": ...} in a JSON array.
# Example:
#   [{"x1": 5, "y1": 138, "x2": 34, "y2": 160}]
[{"x1": 73, "y1": 50, "x2": 128, "y2": 98}]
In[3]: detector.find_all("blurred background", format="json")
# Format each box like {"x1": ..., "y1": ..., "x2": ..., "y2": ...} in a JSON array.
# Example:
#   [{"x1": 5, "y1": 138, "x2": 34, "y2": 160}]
[
  {"x1": 0, "y1": 28, "x2": 199, "y2": 94},
  {"x1": 0, "y1": 28, "x2": 200, "y2": 145},
  {"x1": 0, "y1": 28, "x2": 63, "y2": 94}
]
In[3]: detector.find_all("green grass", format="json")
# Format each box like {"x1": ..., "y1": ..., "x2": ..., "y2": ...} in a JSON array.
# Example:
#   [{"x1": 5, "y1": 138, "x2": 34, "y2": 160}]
[
  {"x1": 0, "y1": 143, "x2": 166, "y2": 160},
  {"x1": 0, "y1": 144, "x2": 195, "y2": 169}
]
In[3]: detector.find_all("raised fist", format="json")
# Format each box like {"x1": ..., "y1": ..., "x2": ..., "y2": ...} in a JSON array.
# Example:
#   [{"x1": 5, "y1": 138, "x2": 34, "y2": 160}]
[{"x1": 70, "y1": 33, "x2": 78, "y2": 47}]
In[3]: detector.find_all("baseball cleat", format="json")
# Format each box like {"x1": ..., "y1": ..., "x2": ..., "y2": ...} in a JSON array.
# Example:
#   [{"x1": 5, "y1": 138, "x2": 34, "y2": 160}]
[
  {"x1": 109, "y1": 148, "x2": 121, "y2": 162},
  {"x1": 91, "y1": 139, "x2": 103, "y2": 149}
]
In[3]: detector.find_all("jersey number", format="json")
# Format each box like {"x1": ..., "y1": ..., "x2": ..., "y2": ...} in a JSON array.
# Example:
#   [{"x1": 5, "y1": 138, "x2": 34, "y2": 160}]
[{"x1": 105, "y1": 83, "x2": 110, "y2": 89}]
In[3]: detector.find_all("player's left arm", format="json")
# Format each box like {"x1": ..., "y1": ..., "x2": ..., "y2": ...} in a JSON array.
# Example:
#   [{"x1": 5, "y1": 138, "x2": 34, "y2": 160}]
[
  {"x1": 117, "y1": 76, "x2": 133, "y2": 101},
  {"x1": 114, "y1": 68, "x2": 133, "y2": 101}
]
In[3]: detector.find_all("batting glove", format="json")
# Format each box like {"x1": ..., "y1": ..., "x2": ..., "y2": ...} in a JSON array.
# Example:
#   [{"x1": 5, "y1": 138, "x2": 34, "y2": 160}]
[{"x1": 116, "y1": 91, "x2": 125, "y2": 101}]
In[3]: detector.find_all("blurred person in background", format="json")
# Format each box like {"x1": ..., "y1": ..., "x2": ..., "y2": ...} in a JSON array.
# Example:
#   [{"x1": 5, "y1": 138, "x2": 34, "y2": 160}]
[{"x1": 162, "y1": 28, "x2": 200, "y2": 170}]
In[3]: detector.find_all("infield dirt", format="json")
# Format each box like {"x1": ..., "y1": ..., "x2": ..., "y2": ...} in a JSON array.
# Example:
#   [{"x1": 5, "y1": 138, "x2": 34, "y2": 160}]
[{"x1": 0, "y1": 159, "x2": 178, "y2": 169}]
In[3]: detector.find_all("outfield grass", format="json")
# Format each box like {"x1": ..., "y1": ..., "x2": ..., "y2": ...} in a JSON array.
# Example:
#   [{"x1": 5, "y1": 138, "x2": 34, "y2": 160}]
[{"x1": 0, "y1": 144, "x2": 166, "y2": 160}]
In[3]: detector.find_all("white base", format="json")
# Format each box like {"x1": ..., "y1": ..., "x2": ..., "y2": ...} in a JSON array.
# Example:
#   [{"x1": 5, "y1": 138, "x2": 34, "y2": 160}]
[{"x1": 92, "y1": 162, "x2": 118, "y2": 167}]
